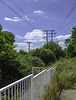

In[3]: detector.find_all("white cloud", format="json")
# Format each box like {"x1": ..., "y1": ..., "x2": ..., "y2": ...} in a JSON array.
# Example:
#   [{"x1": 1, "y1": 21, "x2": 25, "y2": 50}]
[
  {"x1": 24, "y1": 39, "x2": 37, "y2": 42},
  {"x1": 16, "y1": 42, "x2": 33, "y2": 47},
  {"x1": 58, "y1": 42, "x2": 66, "y2": 49},
  {"x1": 58, "y1": 42, "x2": 65, "y2": 46},
  {"x1": 2, "y1": 29, "x2": 9, "y2": 31},
  {"x1": 4, "y1": 17, "x2": 22, "y2": 22},
  {"x1": 56, "y1": 34, "x2": 71, "y2": 40},
  {"x1": 24, "y1": 16, "x2": 34, "y2": 21},
  {"x1": 24, "y1": 29, "x2": 45, "y2": 42},
  {"x1": 16, "y1": 35, "x2": 24, "y2": 39},
  {"x1": 16, "y1": 43, "x2": 27, "y2": 47},
  {"x1": 4, "y1": 16, "x2": 34, "y2": 22},
  {"x1": 14, "y1": 47, "x2": 22, "y2": 52},
  {"x1": 15, "y1": 42, "x2": 34, "y2": 52},
  {"x1": 33, "y1": 10, "x2": 44, "y2": 15}
]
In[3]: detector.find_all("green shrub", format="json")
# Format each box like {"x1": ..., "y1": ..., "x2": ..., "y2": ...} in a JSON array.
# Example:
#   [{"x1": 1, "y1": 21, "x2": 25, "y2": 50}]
[
  {"x1": 26, "y1": 56, "x2": 45, "y2": 67},
  {"x1": 43, "y1": 57, "x2": 76, "y2": 100},
  {"x1": 16, "y1": 54, "x2": 45, "y2": 76},
  {"x1": 43, "y1": 41, "x2": 65, "y2": 59},
  {"x1": 30, "y1": 48, "x2": 56, "y2": 65},
  {"x1": 53, "y1": 58, "x2": 76, "y2": 89},
  {"x1": 42, "y1": 77, "x2": 59, "y2": 100}
]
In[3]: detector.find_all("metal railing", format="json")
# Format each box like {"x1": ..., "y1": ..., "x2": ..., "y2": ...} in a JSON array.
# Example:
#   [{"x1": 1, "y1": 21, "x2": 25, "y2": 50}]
[
  {"x1": 32, "y1": 67, "x2": 50, "y2": 75},
  {"x1": 0, "y1": 67, "x2": 56, "y2": 100},
  {"x1": 0, "y1": 74, "x2": 33, "y2": 100}
]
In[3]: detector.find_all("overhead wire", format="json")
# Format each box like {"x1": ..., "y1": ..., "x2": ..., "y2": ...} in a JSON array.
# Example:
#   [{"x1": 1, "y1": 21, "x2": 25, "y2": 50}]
[
  {"x1": 0, "y1": 0, "x2": 36, "y2": 29},
  {"x1": 63, "y1": 16, "x2": 76, "y2": 28},
  {"x1": 9, "y1": 0, "x2": 42, "y2": 29},
  {"x1": 57, "y1": 2, "x2": 76, "y2": 33},
  {"x1": 0, "y1": 0, "x2": 45, "y2": 45}
]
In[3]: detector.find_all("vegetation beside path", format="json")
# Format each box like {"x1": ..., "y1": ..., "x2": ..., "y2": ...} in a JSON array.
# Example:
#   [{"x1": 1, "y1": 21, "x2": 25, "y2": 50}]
[{"x1": 43, "y1": 57, "x2": 76, "y2": 100}]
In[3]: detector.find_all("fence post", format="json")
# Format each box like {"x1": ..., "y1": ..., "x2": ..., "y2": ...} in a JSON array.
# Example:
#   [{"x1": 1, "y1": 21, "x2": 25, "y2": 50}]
[
  {"x1": 0, "y1": 92, "x2": 1, "y2": 100},
  {"x1": 32, "y1": 67, "x2": 33, "y2": 74},
  {"x1": 31, "y1": 75, "x2": 34, "y2": 100}
]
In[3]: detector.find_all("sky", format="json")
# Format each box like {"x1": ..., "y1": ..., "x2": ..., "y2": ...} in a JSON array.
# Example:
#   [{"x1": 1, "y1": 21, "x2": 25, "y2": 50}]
[{"x1": 0, "y1": 0, "x2": 76, "y2": 51}]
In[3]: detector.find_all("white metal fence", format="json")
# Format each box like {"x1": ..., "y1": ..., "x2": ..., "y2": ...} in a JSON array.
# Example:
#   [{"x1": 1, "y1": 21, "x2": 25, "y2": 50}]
[
  {"x1": 32, "y1": 67, "x2": 50, "y2": 75},
  {"x1": 0, "y1": 67, "x2": 56, "y2": 100}
]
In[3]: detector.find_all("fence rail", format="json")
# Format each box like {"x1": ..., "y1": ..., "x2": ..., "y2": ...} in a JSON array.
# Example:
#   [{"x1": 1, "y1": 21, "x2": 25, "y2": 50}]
[{"x1": 0, "y1": 67, "x2": 56, "y2": 100}]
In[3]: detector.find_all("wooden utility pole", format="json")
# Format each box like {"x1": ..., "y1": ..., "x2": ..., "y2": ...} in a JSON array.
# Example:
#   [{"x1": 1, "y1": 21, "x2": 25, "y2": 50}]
[
  {"x1": 44, "y1": 30, "x2": 56, "y2": 43},
  {"x1": 26, "y1": 42, "x2": 32, "y2": 52}
]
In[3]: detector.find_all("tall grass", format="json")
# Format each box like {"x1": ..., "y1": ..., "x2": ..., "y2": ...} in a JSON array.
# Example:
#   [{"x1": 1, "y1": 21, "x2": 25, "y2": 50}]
[{"x1": 42, "y1": 57, "x2": 76, "y2": 100}]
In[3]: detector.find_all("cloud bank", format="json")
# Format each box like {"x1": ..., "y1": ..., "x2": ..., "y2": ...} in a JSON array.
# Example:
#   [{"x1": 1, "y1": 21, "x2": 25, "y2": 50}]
[
  {"x1": 24, "y1": 29, "x2": 45, "y2": 42},
  {"x1": 56, "y1": 34, "x2": 71, "y2": 40}
]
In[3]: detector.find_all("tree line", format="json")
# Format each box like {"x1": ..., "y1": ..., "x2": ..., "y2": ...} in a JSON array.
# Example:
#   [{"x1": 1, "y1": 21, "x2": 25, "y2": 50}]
[{"x1": 0, "y1": 24, "x2": 76, "y2": 88}]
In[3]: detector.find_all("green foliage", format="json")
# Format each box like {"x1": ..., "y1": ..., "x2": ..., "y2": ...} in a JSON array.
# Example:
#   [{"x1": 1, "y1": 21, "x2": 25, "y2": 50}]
[
  {"x1": 19, "y1": 50, "x2": 28, "y2": 55},
  {"x1": 0, "y1": 24, "x2": 2, "y2": 31},
  {"x1": 43, "y1": 41, "x2": 65, "y2": 59},
  {"x1": 16, "y1": 54, "x2": 45, "y2": 76},
  {"x1": 16, "y1": 54, "x2": 31, "y2": 76},
  {"x1": 1, "y1": 31, "x2": 15, "y2": 45},
  {"x1": 53, "y1": 58, "x2": 76, "y2": 89},
  {"x1": 0, "y1": 31, "x2": 16, "y2": 61},
  {"x1": 0, "y1": 25, "x2": 21, "y2": 88},
  {"x1": 65, "y1": 26, "x2": 76, "y2": 57},
  {"x1": 43, "y1": 57, "x2": 76, "y2": 100},
  {"x1": 42, "y1": 78, "x2": 59, "y2": 100},
  {"x1": 30, "y1": 48, "x2": 56, "y2": 65},
  {"x1": 26, "y1": 56, "x2": 45, "y2": 67}
]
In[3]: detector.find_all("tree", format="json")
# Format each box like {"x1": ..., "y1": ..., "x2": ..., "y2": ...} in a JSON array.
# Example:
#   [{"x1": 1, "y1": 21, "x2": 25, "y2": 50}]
[
  {"x1": 16, "y1": 54, "x2": 45, "y2": 76},
  {"x1": 19, "y1": 50, "x2": 28, "y2": 55},
  {"x1": 0, "y1": 25, "x2": 21, "y2": 87},
  {"x1": 65, "y1": 26, "x2": 76, "y2": 57},
  {"x1": 43, "y1": 41, "x2": 65, "y2": 59},
  {"x1": 30, "y1": 48, "x2": 56, "y2": 65},
  {"x1": 0, "y1": 24, "x2": 2, "y2": 31}
]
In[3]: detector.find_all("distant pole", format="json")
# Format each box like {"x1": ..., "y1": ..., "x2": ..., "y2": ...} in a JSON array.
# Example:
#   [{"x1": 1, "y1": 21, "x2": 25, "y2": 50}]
[
  {"x1": 44, "y1": 30, "x2": 49, "y2": 43},
  {"x1": 57, "y1": 38, "x2": 59, "y2": 44},
  {"x1": 44, "y1": 30, "x2": 56, "y2": 43},
  {"x1": 50, "y1": 30, "x2": 56, "y2": 41},
  {"x1": 26, "y1": 42, "x2": 32, "y2": 52}
]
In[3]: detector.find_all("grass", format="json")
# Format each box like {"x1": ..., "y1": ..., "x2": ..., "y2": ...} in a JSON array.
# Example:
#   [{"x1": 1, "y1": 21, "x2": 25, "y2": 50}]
[{"x1": 42, "y1": 57, "x2": 76, "y2": 100}]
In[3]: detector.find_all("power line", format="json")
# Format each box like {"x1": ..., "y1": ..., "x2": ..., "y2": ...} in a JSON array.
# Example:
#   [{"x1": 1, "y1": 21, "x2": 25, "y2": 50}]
[
  {"x1": 10, "y1": 0, "x2": 27, "y2": 15},
  {"x1": 0, "y1": 0, "x2": 36, "y2": 29},
  {"x1": 9, "y1": 0, "x2": 42, "y2": 29},
  {"x1": 63, "y1": 16, "x2": 76, "y2": 28},
  {"x1": 57, "y1": 2, "x2": 76, "y2": 33},
  {"x1": 0, "y1": 0, "x2": 49, "y2": 34}
]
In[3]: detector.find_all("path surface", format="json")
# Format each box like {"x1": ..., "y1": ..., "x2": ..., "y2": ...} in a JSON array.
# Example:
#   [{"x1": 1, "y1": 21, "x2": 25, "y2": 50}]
[{"x1": 60, "y1": 89, "x2": 76, "y2": 100}]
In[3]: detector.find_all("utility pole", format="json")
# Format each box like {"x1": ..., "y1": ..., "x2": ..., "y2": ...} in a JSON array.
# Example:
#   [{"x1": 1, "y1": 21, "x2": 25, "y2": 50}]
[
  {"x1": 44, "y1": 30, "x2": 56, "y2": 43},
  {"x1": 26, "y1": 42, "x2": 32, "y2": 52}
]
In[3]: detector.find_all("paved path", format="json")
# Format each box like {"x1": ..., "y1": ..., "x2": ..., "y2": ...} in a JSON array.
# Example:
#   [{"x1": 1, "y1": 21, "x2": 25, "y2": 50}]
[{"x1": 60, "y1": 89, "x2": 76, "y2": 100}]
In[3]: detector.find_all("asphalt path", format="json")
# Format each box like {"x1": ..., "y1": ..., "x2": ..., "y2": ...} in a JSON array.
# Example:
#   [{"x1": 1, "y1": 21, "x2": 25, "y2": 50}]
[{"x1": 60, "y1": 89, "x2": 76, "y2": 100}]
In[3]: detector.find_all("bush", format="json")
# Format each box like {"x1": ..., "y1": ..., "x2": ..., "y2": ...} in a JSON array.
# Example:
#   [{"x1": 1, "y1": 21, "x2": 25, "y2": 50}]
[
  {"x1": 43, "y1": 57, "x2": 76, "y2": 100},
  {"x1": 30, "y1": 48, "x2": 56, "y2": 65},
  {"x1": 43, "y1": 41, "x2": 65, "y2": 59},
  {"x1": 26, "y1": 56, "x2": 45, "y2": 67},
  {"x1": 42, "y1": 78, "x2": 59, "y2": 100},
  {"x1": 16, "y1": 54, "x2": 45, "y2": 76},
  {"x1": 53, "y1": 58, "x2": 76, "y2": 89}
]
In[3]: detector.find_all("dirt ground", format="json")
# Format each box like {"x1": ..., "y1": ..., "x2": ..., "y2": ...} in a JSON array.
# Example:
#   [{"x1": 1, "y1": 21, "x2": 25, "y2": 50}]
[{"x1": 60, "y1": 89, "x2": 76, "y2": 100}]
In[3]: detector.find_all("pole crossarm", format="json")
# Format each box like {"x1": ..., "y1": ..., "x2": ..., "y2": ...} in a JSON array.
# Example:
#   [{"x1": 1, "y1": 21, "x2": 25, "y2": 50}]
[{"x1": 44, "y1": 30, "x2": 56, "y2": 42}]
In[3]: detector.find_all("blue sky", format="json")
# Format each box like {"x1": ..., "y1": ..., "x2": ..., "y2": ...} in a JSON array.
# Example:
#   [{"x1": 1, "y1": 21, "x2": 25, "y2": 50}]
[{"x1": 0, "y1": 0, "x2": 76, "y2": 51}]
